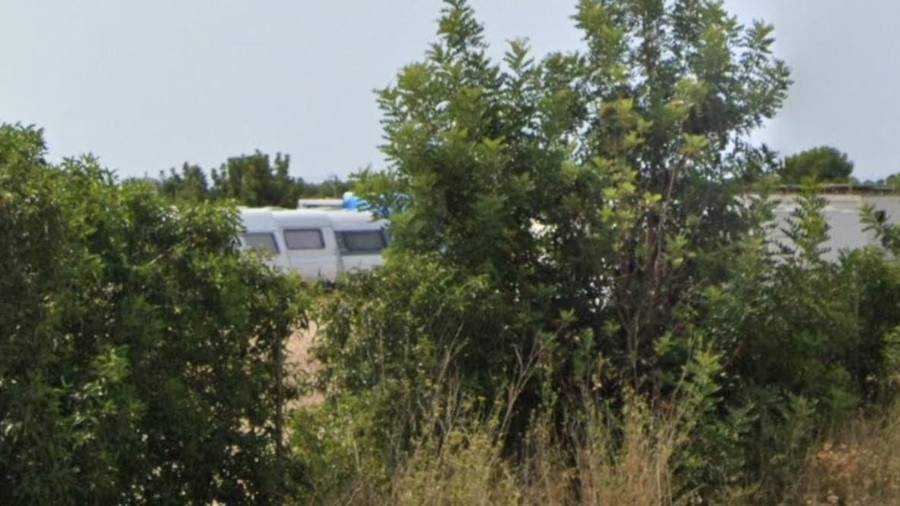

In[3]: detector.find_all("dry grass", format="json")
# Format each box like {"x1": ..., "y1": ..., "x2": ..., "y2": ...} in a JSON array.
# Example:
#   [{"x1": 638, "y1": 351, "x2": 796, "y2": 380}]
[
  {"x1": 285, "y1": 323, "x2": 323, "y2": 408},
  {"x1": 791, "y1": 405, "x2": 900, "y2": 505},
  {"x1": 297, "y1": 397, "x2": 900, "y2": 505},
  {"x1": 573, "y1": 403, "x2": 679, "y2": 506},
  {"x1": 327, "y1": 397, "x2": 685, "y2": 506},
  {"x1": 288, "y1": 322, "x2": 900, "y2": 505},
  {"x1": 291, "y1": 334, "x2": 697, "y2": 505}
]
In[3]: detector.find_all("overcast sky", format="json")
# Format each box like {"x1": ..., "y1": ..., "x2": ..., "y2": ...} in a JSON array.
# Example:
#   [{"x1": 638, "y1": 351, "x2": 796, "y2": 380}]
[{"x1": 3, "y1": 1, "x2": 899, "y2": 181}]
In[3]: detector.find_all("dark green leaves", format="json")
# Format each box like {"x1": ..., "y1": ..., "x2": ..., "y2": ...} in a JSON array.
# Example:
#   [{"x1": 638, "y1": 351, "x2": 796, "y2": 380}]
[
  {"x1": 780, "y1": 146, "x2": 855, "y2": 184},
  {"x1": 0, "y1": 125, "x2": 307, "y2": 504}
]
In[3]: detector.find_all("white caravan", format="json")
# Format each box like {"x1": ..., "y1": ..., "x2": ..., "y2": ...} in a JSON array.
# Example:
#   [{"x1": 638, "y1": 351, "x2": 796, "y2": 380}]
[
  {"x1": 769, "y1": 193, "x2": 900, "y2": 261},
  {"x1": 237, "y1": 208, "x2": 389, "y2": 283}
]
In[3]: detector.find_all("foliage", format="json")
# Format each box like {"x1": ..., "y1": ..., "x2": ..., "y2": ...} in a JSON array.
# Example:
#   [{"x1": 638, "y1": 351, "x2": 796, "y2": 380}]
[
  {"x1": 311, "y1": 253, "x2": 517, "y2": 460},
  {"x1": 157, "y1": 153, "x2": 352, "y2": 206},
  {"x1": 291, "y1": 360, "x2": 724, "y2": 506},
  {"x1": 158, "y1": 162, "x2": 211, "y2": 202},
  {"x1": 779, "y1": 146, "x2": 854, "y2": 183},
  {"x1": 7, "y1": 0, "x2": 900, "y2": 503},
  {"x1": 0, "y1": 124, "x2": 307, "y2": 504},
  {"x1": 307, "y1": 0, "x2": 900, "y2": 502},
  {"x1": 355, "y1": 0, "x2": 791, "y2": 404},
  {"x1": 210, "y1": 151, "x2": 302, "y2": 207},
  {"x1": 322, "y1": 0, "x2": 790, "y2": 483},
  {"x1": 885, "y1": 172, "x2": 900, "y2": 190},
  {"x1": 687, "y1": 183, "x2": 900, "y2": 499},
  {"x1": 792, "y1": 403, "x2": 900, "y2": 505},
  {"x1": 290, "y1": 392, "x2": 390, "y2": 505}
]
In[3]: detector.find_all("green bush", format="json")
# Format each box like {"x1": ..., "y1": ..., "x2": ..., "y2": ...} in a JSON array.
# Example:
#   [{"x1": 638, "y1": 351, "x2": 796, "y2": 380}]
[
  {"x1": 304, "y1": 1, "x2": 900, "y2": 502},
  {"x1": 0, "y1": 124, "x2": 307, "y2": 504},
  {"x1": 311, "y1": 253, "x2": 520, "y2": 458}
]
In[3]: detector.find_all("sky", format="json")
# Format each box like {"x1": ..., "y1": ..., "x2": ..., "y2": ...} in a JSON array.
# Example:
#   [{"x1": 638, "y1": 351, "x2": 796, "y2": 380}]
[{"x1": 2, "y1": 1, "x2": 900, "y2": 182}]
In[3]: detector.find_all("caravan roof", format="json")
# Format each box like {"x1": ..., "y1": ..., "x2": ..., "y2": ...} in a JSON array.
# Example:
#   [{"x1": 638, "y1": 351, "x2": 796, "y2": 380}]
[
  {"x1": 271, "y1": 209, "x2": 336, "y2": 229},
  {"x1": 239, "y1": 208, "x2": 384, "y2": 231},
  {"x1": 239, "y1": 208, "x2": 279, "y2": 232},
  {"x1": 327, "y1": 210, "x2": 383, "y2": 230},
  {"x1": 297, "y1": 198, "x2": 343, "y2": 209}
]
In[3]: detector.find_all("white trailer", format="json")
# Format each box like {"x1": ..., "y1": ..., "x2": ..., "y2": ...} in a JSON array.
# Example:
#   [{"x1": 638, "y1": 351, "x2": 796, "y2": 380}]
[
  {"x1": 770, "y1": 193, "x2": 900, "y2": 261},
  {"x1": 237, "y1": 208, "x2": 388, "y2": 283}
]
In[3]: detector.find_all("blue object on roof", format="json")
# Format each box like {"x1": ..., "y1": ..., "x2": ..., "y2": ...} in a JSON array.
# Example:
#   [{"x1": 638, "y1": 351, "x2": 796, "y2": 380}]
[
  {"x1": 342, "y1": 191, "x2": 411, "y2": 218},
  {"x1": 342, "y1": 192, "x2": 365, "y2": 210}
]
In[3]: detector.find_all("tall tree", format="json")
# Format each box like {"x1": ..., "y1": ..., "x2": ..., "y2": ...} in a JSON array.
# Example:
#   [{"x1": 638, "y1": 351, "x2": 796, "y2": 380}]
[
  {"x1": 349, "y1": 0, "x2": 790, "y2": 394},
  {"x1": 780, "y1": 146, "x2": 854, "y2": 183},
  {"x1": 210, "y1": 151, "x2": 303, "y2": 207},
  {"x1": 158, "y1": 162, "x2": 211, "y2": 201}
]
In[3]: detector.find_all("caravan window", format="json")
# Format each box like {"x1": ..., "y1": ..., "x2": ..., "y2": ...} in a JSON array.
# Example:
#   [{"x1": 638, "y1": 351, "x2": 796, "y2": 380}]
[
  {"x1": 284, "y1": 229, "x2": 325, "y2": 250},
  {"x1": 242, "y1": 232, "x2": 279, "y2": 253},
  {"x1": 336, "y1": 230, "x2": 387, "y2": 254}
]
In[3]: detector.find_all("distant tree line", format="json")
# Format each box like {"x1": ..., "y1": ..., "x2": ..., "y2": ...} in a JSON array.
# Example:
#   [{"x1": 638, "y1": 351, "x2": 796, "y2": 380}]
[
  {"x1": 153, "y1": 151, "x2": 352, "y2": 207},
  {"x1": 778, "y1": 145, "x2": 900, "y2": 189},
  {"x1": 152, "y1": 144, "x2": 899, "y2": 206},
  {"x1": 859, "y1": 172, "x2": 900, "y2": 189},
  {"x1": 778, "y1": 146, "x2": 855, "y2": 184}
]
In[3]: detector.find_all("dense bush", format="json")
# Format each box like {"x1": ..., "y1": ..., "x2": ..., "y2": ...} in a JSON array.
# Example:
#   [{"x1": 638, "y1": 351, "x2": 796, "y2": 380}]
[
  {"x1": 303, "y1": 1, "x2": 900, "y2": 503},
  {"x1": 350, "y1": 0, "x2": 792, "y2": 412},
  {"x1": 0, "y1": 124, "x2": 307, "y2": 504}
]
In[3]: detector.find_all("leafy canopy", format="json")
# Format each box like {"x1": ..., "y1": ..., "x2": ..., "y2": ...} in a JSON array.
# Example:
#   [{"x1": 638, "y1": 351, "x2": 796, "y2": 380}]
[
  {"x1": 350, "y1": 0, "x2": 791, "y2": 397},
  {"x1": 780, "y1": 145, "x2": 854, "y2": 183},
  {"x1": 319, "y1": 0, "x2": 798, "y2": 498},
  {"x1": 305, "y1": 1, "x2": 900, "y2": 501},
  {"x1": 157, "y1": 152, "x2": 353, "y2": 206},
  {"x1": 0, "y1": 124, "x2": 306, "y2": 504}
]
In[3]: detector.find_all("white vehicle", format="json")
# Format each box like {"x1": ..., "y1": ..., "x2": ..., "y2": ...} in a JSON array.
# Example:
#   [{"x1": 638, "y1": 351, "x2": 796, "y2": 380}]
[
  {"x1": 297, "y1": 198, "x2": 343, "y2": 210},
  {"x1": 237, "y1": 208, "x2": 389, "y2": 283},
  {"x1": 768, "y1": 192, "x2": 900, "y2": 261}
]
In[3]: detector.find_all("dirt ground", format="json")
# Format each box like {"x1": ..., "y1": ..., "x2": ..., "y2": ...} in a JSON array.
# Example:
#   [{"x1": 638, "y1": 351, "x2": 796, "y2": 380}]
[{"x1": 285, "y1": 322, "x2": 323, "y2": 407}]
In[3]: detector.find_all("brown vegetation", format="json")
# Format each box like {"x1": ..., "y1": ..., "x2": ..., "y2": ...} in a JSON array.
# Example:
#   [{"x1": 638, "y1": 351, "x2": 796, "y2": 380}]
[
  {"x1": 286, "y1": 323, "x2": 323, "y2": 408},
  {"x1": 792, "y1": 406, "x2": 900, "y2": 505}
]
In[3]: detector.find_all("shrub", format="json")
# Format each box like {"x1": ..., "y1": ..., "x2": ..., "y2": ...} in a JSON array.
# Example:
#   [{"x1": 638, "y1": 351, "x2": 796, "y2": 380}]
[
  {"x1": 792, "y1": 404, "x2": 900, "y2": 505},
  {"x1": 0, "y1": 124, "x2": 307, "y2": 504},
  {"x1": 292, "y1": 376, "x2": 710, "y2": 505},
  {"x1": 345, "y1": 0, "x2": 792, "y2": 443}
]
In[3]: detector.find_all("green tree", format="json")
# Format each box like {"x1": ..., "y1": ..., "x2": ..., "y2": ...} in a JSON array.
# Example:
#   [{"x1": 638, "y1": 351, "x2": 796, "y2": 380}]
[
  {"x1": 300, "y1": 1, "x2": 900, "y2": 501},
  {"x1": 342, "y1": 0, "x2": 789, "y2": 399},
  {"x1": 299, "y1": 174, "x2": 352, "y2": 198},
  {"x1": 0, "y1": 124, "x2": 307, "y2": 504},
  {"x1": 780, "y1": 146, "x2": 854, "y2": 183},
  {"x1": 156, "y1": 156, "x2": 355, "y2": 206},
  {"x1": 158, "y1": 162, "x2": 211, "y2": 202},
  {"x1": 286, "y1": 1, "x2": 900, "y2": 501},
  {"x1": 884, "y1": 172, "x2": 900, "y2": 190},
  {"x1": 317, "y1": 0, "x2": 791, "y2": 486},
  {"x1": 210, "y1": 151, "x2": 303, "y2": 207}
]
